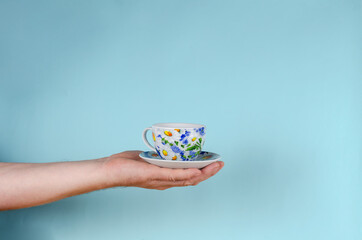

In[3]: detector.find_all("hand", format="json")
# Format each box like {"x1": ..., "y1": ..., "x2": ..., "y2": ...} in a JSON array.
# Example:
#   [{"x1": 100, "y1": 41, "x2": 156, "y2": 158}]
[{"x1": 103, "y1": 151, "x2": 224, "y2": 190}]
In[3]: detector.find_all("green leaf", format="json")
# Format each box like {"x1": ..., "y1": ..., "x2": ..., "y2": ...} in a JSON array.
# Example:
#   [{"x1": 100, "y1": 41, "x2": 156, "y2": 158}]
[
  {"x1": 165, "y1": 140, "x2": 168, "y2": 144},
  {"x1": 185, "y1": 145, "x2": 198, "y2": 151},
  {"x1": 170, "y1": 143, "x2": 173, "y2": 146},
  {"x1": 175, "y1": 141, "x2": 179, "y2": 145},
  {"x1": 198, "y1": 138, "x2": 202, "y2": 143},
  {"x1": 181, "y1": 145, "x2": 185, "y2": 148},
  {"x1": 187, "y1": 144, "x2": 191, "y2": 147}
]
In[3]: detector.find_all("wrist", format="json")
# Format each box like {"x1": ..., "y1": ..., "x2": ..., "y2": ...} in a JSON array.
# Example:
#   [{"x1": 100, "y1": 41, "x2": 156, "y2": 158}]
[
  {"x1": 98, "y1": 155, "x2": 127, "y2": 188},
  {"x1": 93, "y1": 157, "x2": 115, "y2": 189}
]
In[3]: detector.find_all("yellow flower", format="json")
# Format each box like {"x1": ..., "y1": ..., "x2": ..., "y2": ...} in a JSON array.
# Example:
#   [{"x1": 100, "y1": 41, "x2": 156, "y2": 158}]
[
  {"x1": 152, "y1": 133, "x2": 156, "y2": 141},
  {"x1": 164, "y1": 131, "x2": 172, "y2": 136},
  {"x1": 172, "y1": 156, "x2": 177, "y2": 160},
  {"x1": 192, "y1": 137, "x2": 197, "y2": 141},
  {"x1": 174, "y1": 129, "x2": 180, "y2": 132},
  {"x1": 162, "y1": 150, "x2": 168, "y2": 156}
]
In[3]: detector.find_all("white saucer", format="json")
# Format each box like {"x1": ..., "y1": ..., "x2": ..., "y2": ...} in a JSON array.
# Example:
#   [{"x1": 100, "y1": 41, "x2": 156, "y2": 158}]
[{"x1": 139, "y1": 151, "x2": 221, "y2": 169}]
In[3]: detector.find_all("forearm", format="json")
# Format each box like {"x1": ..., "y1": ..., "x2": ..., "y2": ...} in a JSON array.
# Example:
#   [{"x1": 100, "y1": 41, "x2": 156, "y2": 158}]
[
  {"x1": 0, "y1": 151, "x2": 224, "y2": 210},
  {"x1": 0, "y1": 158, "x2": 112, "y2": 210}
]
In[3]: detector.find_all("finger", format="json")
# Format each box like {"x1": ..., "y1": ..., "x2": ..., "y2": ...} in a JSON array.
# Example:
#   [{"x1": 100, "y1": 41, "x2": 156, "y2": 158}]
[
  {"x1": 201, "y1": 161, "x2": 224, "y2": 178},
  {"x1": 152, "y1": 168, "x2": 202, "y2": 181},
  {"x1": 202, "y1": 161, "x2": 224, "y2": 175},
  {"x1": 189, "y1": 161, "x2": 224, "y2": 185},
  {"x1": 146, "y1": 179, "x2": 196, "y2": 189},
  {"x1": 147, "y1": 162, "x2": 224, "y2": 188}
]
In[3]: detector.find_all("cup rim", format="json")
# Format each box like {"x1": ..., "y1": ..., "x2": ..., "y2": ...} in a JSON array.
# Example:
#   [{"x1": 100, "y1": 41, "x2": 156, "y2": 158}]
[{"x1": 152, "y1": 123, "x2": 206, "y2": 129}]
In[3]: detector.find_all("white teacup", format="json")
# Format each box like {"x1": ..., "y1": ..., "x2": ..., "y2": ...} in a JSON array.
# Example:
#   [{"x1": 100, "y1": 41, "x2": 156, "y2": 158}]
[{"x1": 142, "y1": 123, "x2": 206, "y2": 161}]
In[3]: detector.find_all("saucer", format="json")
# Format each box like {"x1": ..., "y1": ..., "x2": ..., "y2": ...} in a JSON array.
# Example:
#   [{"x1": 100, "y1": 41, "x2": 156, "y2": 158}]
[{"x1": 139, "y1": 151, "x2": 221, "y2": 169}]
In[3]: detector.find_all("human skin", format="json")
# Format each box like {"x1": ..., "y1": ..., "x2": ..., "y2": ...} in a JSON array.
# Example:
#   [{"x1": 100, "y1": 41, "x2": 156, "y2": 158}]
[{"x1": 0, "y1": 151, "x2": 224, "y2": 210}]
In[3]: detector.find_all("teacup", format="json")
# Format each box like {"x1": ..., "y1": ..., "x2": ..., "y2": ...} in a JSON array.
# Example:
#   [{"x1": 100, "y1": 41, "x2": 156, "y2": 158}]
[{"x1": 142, "y1": 123, "x2": 206, "y2": 161}]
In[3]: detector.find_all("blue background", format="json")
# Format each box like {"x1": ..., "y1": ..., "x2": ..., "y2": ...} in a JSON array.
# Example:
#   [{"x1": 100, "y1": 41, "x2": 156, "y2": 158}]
[{"x1": 1, "y1": 0, "x2": 361, "y2": 239}]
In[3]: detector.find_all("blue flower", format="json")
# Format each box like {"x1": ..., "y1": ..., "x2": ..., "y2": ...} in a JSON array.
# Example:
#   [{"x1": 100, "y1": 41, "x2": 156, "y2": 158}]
[
  {"x1": 157, "y1": 134, "x2": 162, "y2": 139},
  {"x1": 180, "y1": 130, "x2": 190, "y2": 141},
  {"x1": 171, "y1": 145, "x2": 181, "y2": 153},
  {"x1": 189, "y1": 151, "x2": 197, "y2": 158},
  {"x1": 180, "y1": 151, "x2": 187, "y2": 161},
  {"x1": 198, "y1": 127, "x2": 205, "y2": 136},
  {"x1": 182, "y1": 139, "x2": 188, "y2": 145}
]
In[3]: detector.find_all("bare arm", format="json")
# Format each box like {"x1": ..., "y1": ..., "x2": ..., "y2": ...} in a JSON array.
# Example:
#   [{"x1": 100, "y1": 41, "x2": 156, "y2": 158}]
[{"x1": 0, "y1": 151, "x2": 224, "y2": 210}]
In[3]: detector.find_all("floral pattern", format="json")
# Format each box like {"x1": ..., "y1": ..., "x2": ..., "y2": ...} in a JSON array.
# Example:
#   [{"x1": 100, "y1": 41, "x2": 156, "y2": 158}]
[
  {"x1": 144, "y1": 151, "x2": 219, "y2": 162},
  {"x1": 152, "y1": 127, "x2": 206, "y2": 161}
]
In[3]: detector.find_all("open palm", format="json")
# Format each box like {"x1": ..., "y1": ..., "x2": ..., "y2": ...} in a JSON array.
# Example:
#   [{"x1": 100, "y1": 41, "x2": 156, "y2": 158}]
[{"x1": 104, "y1": 151, "x2": 224, "y2": 190}]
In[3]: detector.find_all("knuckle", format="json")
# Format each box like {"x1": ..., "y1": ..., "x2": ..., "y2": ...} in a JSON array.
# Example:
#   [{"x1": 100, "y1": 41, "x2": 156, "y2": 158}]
[
  {"x1": 186, "y1": 171, "x2": 195, "y2": 178},
  {"x1": 187, "y1": 173, "x2": 194, "y2": 179},
  {"x1": 120, "y1": 151, "x2": 132, "y2": 156},
  {"x1": 168, "y1": 174, "x2": 176, "y2": 182}
]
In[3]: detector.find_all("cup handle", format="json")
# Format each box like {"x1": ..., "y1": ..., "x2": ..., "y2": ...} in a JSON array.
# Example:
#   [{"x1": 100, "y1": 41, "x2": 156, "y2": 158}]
[{"x1": 142, "y1": 127, "x2": 155, "y2": 151}]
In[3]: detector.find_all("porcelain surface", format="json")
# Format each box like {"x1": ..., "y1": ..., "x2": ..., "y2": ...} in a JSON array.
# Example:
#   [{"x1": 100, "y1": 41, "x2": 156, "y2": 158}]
[
  {"x1": 139, "y1": 151, "x2": 221, "y2": 169},
  {"x1": 143, "y1": 123, "x2": 206, "y2": 161}
]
